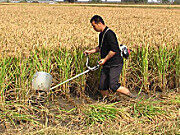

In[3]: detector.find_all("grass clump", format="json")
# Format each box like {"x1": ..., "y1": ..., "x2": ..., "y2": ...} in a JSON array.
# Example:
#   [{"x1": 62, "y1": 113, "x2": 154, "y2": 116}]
[
  {"x1": 132, "y1": 99, "x2": 165, "y2": 121},
  {"x1": 83, "y1": 103, "x2": 123, "y2": 125}
]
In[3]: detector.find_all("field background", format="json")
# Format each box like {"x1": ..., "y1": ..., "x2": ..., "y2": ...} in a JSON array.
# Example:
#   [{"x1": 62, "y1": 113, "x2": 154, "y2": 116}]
[
  {"x1": 0, "y1": 3, "x2": 179, "y2": 135},
  {"x1": 0, "y1": 3, "x2": 179, "y2": 56}
]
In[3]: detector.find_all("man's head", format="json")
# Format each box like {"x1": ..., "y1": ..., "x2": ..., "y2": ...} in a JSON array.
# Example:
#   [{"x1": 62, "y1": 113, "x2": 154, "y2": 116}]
[{"x1": 90, "y1": 15, "x2": 106, "y2": 32}]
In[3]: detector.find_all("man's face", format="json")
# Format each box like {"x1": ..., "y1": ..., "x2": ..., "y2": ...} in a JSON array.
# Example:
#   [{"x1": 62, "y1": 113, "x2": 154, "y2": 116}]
[{"x1": 91, "y1": 21, "x2": 101, "y2": 32}]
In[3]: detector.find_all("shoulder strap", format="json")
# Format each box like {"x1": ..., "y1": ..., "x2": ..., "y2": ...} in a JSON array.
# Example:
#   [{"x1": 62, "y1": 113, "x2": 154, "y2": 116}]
[{"x1": 99, "y1": 28, "x2": 110, "y2": 49}]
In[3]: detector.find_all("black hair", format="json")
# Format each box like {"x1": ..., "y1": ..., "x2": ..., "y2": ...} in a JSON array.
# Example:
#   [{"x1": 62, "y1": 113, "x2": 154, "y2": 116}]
[{"x1": 90, "y1": 15, "x2": 105, "y2": 25}]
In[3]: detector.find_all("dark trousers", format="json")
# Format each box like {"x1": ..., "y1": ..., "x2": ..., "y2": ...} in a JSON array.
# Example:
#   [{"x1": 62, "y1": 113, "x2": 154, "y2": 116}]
[{"x1": 99, "y1": 64, "x2": 123, "y2": 92}]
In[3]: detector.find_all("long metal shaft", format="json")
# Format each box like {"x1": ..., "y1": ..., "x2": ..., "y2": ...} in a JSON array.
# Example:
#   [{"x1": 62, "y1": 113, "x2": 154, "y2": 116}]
[
  {"x1": 50, "y1": 69, "x2": 90, "y2": 90},
  {"x1": 49, "y1": 56, "x2": 99, "y2": 91}
]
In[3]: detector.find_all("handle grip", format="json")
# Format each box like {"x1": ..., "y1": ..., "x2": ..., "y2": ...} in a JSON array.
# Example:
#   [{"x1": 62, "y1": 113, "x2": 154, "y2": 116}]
[{"x1": 86, "y1": 56, "x2": 99, "y2": 71}]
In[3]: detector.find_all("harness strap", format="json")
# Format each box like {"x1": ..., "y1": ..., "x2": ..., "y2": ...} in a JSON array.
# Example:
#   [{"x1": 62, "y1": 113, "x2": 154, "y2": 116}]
[{"x1": 99, "y1": 28, "x2": 110, "y2": 49}]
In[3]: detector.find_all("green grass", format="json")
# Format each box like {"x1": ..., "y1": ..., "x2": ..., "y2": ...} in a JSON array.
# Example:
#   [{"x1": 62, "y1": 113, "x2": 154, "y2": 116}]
[
  {"x1": 0, "y1": 45, "x2": 179, "y2": 134},
  {"x1": 83, "y1": 103, "x2": 123, "y2": 125},
  {"x1": 1, "y1": 45, "x2": 178, "y2": 100},
  {"x1": 132, "y1": 98, "x2": 165, "y2": 121}
]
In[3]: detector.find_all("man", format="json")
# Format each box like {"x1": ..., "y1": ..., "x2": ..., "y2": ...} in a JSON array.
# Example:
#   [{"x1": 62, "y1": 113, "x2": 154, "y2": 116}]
[{"x1": 84, "y1": 15, "x2": 135, "y2": 99}]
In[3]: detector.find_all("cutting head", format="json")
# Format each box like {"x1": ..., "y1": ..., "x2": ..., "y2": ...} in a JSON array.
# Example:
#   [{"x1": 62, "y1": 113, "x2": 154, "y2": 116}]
[{"x1": 32, "y1": 71, "x2": 52, "y2": 91}]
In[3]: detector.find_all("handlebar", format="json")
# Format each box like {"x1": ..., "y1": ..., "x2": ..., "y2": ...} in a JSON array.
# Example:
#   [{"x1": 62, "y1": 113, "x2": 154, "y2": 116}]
[{"x1": 86, "y1": 56, "x2": 99, "y2": 71}]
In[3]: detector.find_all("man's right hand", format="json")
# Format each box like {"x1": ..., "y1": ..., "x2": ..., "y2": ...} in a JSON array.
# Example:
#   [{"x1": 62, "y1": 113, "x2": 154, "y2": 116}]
[
  {"x1": 84, "y1": 47, "x2": 100, "y2": 56},
  {"x1": 83, "y1": 50, "x2": 92, "y2": 56}
]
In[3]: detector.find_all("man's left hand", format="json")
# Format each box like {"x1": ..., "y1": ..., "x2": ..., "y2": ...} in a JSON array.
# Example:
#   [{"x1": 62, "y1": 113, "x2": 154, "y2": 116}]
[{"x1": 98, "y1": 59, "x2": 106, "y2": 66}]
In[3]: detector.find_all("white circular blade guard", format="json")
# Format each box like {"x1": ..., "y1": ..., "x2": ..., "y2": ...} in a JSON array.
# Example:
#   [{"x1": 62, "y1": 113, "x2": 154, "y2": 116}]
[{"x1": 32, "y1": 71, "x2": 52, "y2": 91}]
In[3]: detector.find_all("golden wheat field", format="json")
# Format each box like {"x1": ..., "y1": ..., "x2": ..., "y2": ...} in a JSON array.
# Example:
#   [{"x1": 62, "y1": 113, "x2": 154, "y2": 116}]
[
  {"x1": 0, "y1": 4, "x2": 179, "y2": 57},
  {"x1": 0, "y1": 3, "x2": 179, "y2": 134}
]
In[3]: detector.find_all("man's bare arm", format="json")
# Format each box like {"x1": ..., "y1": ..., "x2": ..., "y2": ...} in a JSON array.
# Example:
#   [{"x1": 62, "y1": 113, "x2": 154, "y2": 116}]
[
  {"x1": 104, "y1": 51, "x2": 116, "y2": 61},
  {"x1": 84, "y1": 46, "x2": 100, "y2": 55},
  {"x1": 99, "y1": 51, "x2": 116, "y2": 65}
]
